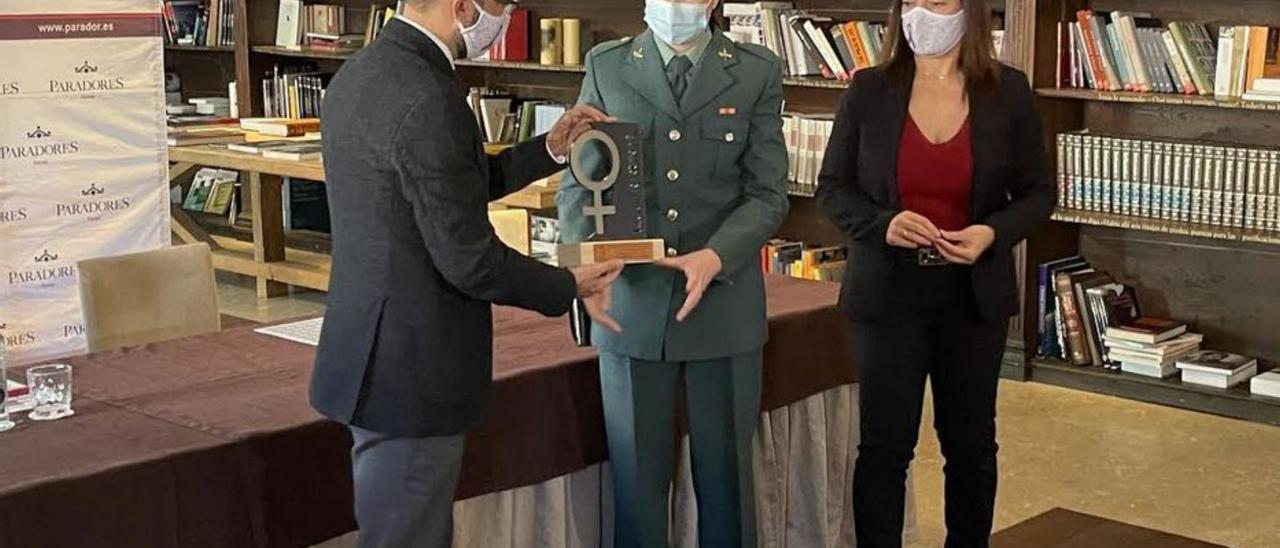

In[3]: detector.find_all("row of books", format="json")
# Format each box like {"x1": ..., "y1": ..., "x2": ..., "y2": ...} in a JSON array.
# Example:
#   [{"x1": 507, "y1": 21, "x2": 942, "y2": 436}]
[
  {"x1": 363, "y1": 4, "x2": 402, "y2": 47},
  {"x1": 761, "y1": 239, "x2": 847, "y2": 282},
  {"x1": 181, "y1": 168, "x2": 238, "y2": 215},
  {"x1": 275, "y1": 1, "x2": 364, "y2": 52},
  {"x1": 1055, "y1": 132, "x2": 1280, "y2": 233},
  {"x1": 466, "y1": 87, "x2": 566, "y2": 145},
  {"x1": 262, "y1": 65, "x2": 330, "y2": 119},
  {"x1": 1037, "y1": 255, "x2": 1141, "y2": 367},
  {"x1": 782, "y1": 113, "x2": 833, "y2": 197},
  {"x1": 162, "y1": 0, "x2": 235, "y2": 48},
  {"x1": 724, "y1": 2, "x2": 885, "y2": 80},
  {"x1": 1056, "y1": 11, "x2": 1280, "y2": 101},
  {"x1": 1035, "y1": 255, "x2": 1278, "y2": 397}
]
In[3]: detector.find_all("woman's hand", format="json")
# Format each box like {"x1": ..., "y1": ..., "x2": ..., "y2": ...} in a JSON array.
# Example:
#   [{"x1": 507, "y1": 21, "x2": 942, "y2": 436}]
[
  {"x1": 937, "y1": 225, "x2": 996, "y2": 265},
  {"x1": 886, "y1": 211, "x2": 941, "y2": 249}
]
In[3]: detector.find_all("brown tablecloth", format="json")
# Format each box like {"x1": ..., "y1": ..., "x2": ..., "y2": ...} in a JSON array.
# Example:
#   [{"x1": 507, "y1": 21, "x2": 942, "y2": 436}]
[{"x1": 0, "y1": 276, "x2": 855, "y2": 548}]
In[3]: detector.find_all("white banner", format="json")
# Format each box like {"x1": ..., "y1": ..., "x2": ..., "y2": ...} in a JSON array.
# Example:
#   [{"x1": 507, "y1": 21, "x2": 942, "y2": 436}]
[{"x1": 0, "y1": 0, "x2": 169, "y2": 364}]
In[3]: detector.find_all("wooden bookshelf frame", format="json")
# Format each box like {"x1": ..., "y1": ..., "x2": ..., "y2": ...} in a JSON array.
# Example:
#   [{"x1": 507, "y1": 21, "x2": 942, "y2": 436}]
[{"x1": 1014, "y1": 0, "x2": 1280, "y2": 424}]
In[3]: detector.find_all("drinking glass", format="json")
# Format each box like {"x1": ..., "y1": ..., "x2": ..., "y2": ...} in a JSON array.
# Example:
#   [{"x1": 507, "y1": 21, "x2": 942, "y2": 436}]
[{"x1": 27, "y1": 364, "x2": 74, "y2": 421}]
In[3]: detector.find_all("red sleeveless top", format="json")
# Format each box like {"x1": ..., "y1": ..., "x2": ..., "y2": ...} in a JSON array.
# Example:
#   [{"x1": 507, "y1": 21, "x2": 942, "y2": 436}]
[{"x1": 896, "y1": 115, "x2": 973, "y2": 232}]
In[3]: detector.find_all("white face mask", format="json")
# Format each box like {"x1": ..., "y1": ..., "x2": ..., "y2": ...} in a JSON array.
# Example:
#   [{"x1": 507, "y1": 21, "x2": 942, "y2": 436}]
[
  {"x1": 459, "y1": 1, "x2": 513, "y2": 59},
  {"x1": 901, "y1": 7, "x2": 966, "y2": 57},
  {"x1": 645, "y1": 0, "x2": 712, "y2": 47}
]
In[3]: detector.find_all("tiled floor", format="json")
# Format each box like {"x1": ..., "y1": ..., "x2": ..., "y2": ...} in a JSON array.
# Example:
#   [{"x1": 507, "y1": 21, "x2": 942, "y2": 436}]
[
  {"x1": 222, "y1": 277, "x2": 1280, "y2": 547},
  {"x1": 216, "y1": 272, "x2": 327, "y2": 324}
]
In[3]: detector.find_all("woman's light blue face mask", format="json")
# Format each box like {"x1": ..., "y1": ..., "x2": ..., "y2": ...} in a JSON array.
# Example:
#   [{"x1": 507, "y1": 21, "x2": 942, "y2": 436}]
[{"x1": 644, "y1": 0, "x2": 713, "y2": 46}]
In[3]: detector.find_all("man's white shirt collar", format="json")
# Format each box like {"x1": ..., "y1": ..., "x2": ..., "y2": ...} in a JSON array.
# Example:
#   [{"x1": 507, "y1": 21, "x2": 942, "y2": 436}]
[{"x1": 394, "y1": 14, "x2": 455, "y2": 70}]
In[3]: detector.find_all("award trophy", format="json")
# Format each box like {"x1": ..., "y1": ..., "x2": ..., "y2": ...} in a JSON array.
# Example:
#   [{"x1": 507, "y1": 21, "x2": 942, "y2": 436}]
[{"x1": 557, "y1": 122, "x2": 666, "y2": 267}]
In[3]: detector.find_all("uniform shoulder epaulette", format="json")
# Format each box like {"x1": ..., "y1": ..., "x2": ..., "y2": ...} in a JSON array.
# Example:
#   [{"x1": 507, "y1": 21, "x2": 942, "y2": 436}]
[
  {"x1": 590, "y1": 36, "x2": 634, "y2": 56},
  {"x1": 730, "y1": 41, "x2": 776, "y2": 63}
]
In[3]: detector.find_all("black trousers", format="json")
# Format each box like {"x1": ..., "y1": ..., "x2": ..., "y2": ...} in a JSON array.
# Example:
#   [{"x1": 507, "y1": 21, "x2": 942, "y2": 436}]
[{"x1": 851, "y1": 264, "x2": 1009, "y2": 548}]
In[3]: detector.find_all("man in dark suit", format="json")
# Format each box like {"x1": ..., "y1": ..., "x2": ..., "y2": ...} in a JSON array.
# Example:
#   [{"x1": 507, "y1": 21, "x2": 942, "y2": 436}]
[{"x1": 309, "y1": 1, "x2": 622, "y2": 546}]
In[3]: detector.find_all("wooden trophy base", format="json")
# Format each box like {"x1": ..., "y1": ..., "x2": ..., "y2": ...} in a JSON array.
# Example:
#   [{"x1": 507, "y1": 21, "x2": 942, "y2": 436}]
[{"x1": 557, "y1": 239, "x2": 666, "y2": 267}]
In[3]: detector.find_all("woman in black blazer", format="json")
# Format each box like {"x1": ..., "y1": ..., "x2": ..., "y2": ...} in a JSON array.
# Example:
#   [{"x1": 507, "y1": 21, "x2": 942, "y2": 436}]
[{"x1": 815, "y1": 0, "x2": 1054, "y2": 546}]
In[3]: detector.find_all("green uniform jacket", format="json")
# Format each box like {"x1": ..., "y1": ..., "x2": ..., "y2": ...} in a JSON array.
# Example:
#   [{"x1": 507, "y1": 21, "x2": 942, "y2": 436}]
[{"x1": 558, "y1": 30, "x2": 789, "y2": 362}]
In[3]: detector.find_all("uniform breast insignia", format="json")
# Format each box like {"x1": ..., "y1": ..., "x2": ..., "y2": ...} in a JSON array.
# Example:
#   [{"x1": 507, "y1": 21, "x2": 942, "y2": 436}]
[
  {"x1": 632, "y1": 47, "x2": 644, "y2": 60},
  {"x1": 717, "y1": 48, "x2": 733, "y2": 61},
  {"x1": 718, "y1": 106, "x2": 737, "y2": 116}
]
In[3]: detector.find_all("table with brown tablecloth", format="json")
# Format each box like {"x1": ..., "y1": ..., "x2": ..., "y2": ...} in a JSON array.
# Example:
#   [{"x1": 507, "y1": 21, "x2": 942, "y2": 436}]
[{"x1": 0, "y1": 276, "x2": 855, "y2": 548}]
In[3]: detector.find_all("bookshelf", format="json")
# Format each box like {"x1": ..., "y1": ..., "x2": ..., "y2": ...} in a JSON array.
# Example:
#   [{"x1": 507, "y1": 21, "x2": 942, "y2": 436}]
[
  {"x1": 1011, "y1": 0, "x2": 1280, "y2": 423},
  {"x1": 1036, "y1": 88, "x2": 1280, "y2": 112},
  {"x1": 167, "y1": 0, "x2": 946, "y2": 255}
]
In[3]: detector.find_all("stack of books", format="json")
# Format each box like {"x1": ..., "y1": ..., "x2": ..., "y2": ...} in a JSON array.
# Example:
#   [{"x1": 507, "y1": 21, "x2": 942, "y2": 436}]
[
  {"x1": 1176, "y1": 350, "x2": 1259, "y2": 389},
  {"x1": 240, "y1": 117, "x2": 321, "y2": 138},
  {"x1": 275, "y1": 1, "x2": 353, "y2": 51},
  {"x1": 1039, "y1": 257, "x2": 1143, "y2": 369},
  {"x1": 782, "y1": 113, "x2": 834, "y2": 196},
  {"x1": 189, "y1": 96, "x2": 232, "y2": 117},
  {"x1": 723, "y1": 2, "x2": 886, "y2": 81},
  {"x1": 1104, "y1": 319, "x2": 1202, "y2": 378},
  {"x1": 1056, "y1": 12, "x2": 1280, "y2": 101},
  {"x1": 761, "y1": 239, "x2": 846, "y2": 281},
  {"x1": 1250, "y1": 369, "x2": 1280, "y2": 398},
  {"x1": 1054, "y1": 132, "x2": 1280, "y2": 235},
  {"x1": 465, "y1": 88, "x2": 568, "y2": 145}
]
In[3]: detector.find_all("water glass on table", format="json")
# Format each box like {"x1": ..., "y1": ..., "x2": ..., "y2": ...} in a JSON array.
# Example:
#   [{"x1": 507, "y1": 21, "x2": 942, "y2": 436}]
[{"x1": 27, "y1": 364, "x2": 74, "y2": 421}]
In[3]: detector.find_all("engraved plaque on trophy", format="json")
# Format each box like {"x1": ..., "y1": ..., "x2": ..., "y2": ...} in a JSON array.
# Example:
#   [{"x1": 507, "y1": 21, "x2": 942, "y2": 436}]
[{"x1": 557, "y1": 122, "x2": 666, "y2": 267}]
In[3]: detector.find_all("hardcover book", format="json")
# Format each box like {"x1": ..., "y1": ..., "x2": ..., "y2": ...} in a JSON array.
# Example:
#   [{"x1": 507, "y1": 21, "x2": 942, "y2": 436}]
[{"x1": 1106, "y1": 317, "x2": 1188, "y2": 344}]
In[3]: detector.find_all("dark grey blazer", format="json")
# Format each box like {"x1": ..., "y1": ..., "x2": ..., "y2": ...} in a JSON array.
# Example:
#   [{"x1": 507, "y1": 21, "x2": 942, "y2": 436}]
[
  {"x1": 816, "y1": 65, "x2": 1055, "y2": 322},
  {"x1": 310, "y1": 20, "x2": 576, "y2": 438}
]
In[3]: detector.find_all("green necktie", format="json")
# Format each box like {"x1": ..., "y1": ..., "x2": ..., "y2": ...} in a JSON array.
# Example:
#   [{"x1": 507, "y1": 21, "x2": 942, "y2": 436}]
[{"x1": 666, "y1": 55, "x2": 693, "y2": 102}]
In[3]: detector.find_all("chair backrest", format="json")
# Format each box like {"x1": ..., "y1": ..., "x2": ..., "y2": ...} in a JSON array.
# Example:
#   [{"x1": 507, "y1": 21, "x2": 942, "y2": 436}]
[{"x1": 77, "y1": 243, "x2": 221, "y2": 352}]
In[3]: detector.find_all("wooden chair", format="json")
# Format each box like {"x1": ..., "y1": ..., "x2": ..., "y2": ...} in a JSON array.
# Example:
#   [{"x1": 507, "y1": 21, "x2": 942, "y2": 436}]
[{"x1": 77, "y1": 243, "x2": 221, "y2": 352}]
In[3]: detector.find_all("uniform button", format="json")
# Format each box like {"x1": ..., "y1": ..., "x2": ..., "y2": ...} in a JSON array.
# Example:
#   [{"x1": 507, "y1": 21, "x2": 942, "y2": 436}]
[
  {"x1": 725, "y1": 132, "x2": 735, "y2": 143},
  {"x1": 666, "y1": 247, "x2": 678, "y2": 257},
  {"x1": 667, "y1": 169, "x2": 680, "y2": 182},
  {"x1": 667, "y1": 209, "x2": 679, "y2": 222},
  {"x1": 668, "y1": 129, "x2": 682, "y2": 142}
]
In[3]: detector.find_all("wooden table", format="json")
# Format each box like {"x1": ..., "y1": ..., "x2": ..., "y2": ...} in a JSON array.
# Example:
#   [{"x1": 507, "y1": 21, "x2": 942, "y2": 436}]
[
  {"x1": 991, "y1": 508, "x2": 1227, "y2": 548},
  {"x1": 167, "y1": 144, "x2": 558, "y2": 298}
]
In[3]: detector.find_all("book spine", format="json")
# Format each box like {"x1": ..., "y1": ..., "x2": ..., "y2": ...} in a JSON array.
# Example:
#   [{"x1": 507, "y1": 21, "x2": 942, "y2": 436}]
[
  {"x1": 1233, "y1": 146, "x2": 1249, "y2": 231},
  {"x1": 1211, "y1": 146, "x2": 1227, "y2": 230},
  {"x1": 1181, "y1": 143, "x2": 1195, "y2": 223},
  {"x1": 1190, "y1": 143, "x2": 1206, "y2": 226},
  {"x1": 1246, "y1": 149, "x2": 1261, "y2": 232},
  {"x1": 1072, "y1": 133, "x2": 1084, "y2": 210},
  {"x1": 1057, "y1": 133, "x2": 1068, "y2": 209},
  {"x1": 1161, "y1": 30, "x2": 1194, "y2": 94},
  {"x1": 1146, "y1": 140, "x2": 1157, "y2": 218},
  {"x1": 1157, "y1": 141, "x2": 1172, "y2": 220},
  {"x1": 1076, "y1": 12, "x2": 1110, "y2": 90},
  {"x1": 1218, "y1": 147, "x2": 1234, "y2": 231},
  {"x1": 1081, "y1": 134, "x2": 1094, "y2": 211},
  {"x1": 1120, "y1": 138, "x2": 1134, "y2": 216},
  {"x1": 1056, "y1": 21, "x2": 1065, "y2": 88},
  {"x1": 1214, "y1": 26, "x2": 1236, "y2": 99},
  {"x1": 1105, "y1": 22, "x2": 1133, "y2": 91},
  {"x1": 845, "y1": 23, "x2": 871, "y2": 72},
  {"x1": 1171, "y1": 23, "x2": 1210, "y2": 95},
  {"x1": 1089, "y1": 14, "x2": 1122, "y2": 90},
  {"x1": 1037, "y1": 263, "x2": 1050, "y2": 356},
  {"x1": 829, "y1": 26, "x2": 855, "y2": 74},
  {"x1": 1264, "y1": 149, "x2": 1274, "y2": 233},
  {"x1": 1056, "y1": 273, "x2": 1092, "y2": 366}
]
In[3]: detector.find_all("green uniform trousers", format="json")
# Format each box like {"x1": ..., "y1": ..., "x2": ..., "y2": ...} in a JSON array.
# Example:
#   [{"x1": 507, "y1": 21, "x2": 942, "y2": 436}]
[{"x1": 599, "y1": 350, "x2": 763, "y2": 548}]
